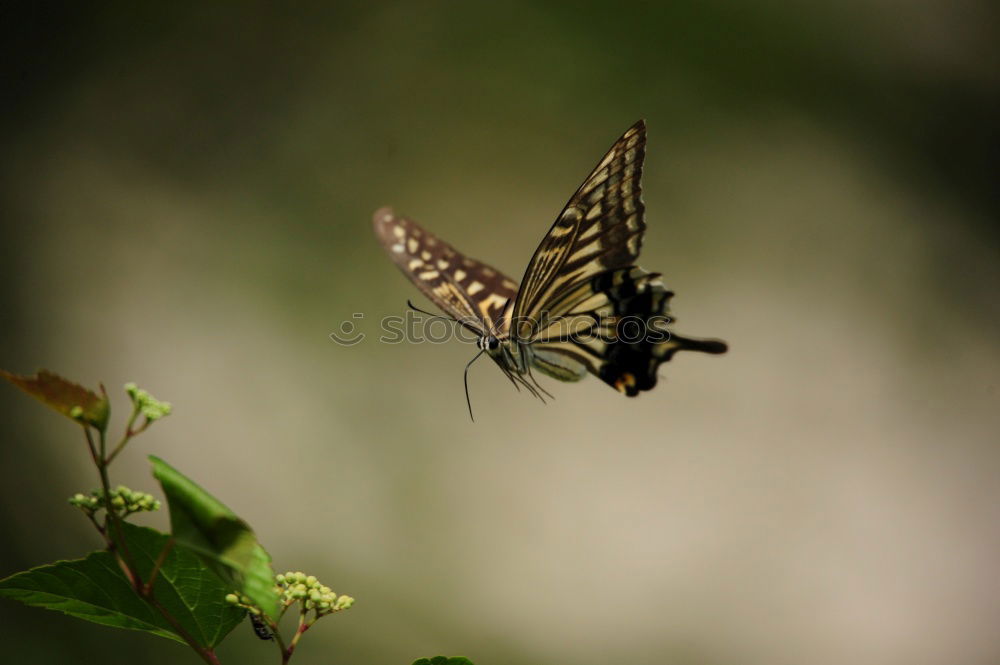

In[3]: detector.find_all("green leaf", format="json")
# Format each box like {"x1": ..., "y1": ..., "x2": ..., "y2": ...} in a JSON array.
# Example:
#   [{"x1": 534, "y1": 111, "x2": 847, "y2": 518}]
[
  {"x1": 0, "y1": 523, "x2": 244, "y2": 646},
  {"x1": 149, "y1": 455, "x2": 279, "y2": 619},
  {"x1": 412, "y1": 658, "x2": 476, "y2": 665},
  {"x1": 0, "y1": 369, "x2": 109, "y2": 430}
]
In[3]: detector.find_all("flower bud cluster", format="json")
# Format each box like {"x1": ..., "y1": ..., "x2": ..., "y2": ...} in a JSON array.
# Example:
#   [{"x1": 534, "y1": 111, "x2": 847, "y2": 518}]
[
  {"x1": 275, "y1": 571, "x2": 355, "y2": 615},
  {"x1": 69, "y1": 485, "x2": 160, "y2": 517},
  {"x1": 225, "y1": 571, "x2": 355, "y2": 622},
  {"x1": 124, "y1": 382, "x2": 172, "y2": 421}
]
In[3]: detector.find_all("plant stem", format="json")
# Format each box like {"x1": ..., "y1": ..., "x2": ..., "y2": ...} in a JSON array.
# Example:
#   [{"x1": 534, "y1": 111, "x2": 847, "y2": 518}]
[
  {"x1": 97, "y1": 429, "x2": 139, "y2": 577},
  {"x1": 282, "y1": 610, "x2": 312, "y2": 663},
  {"x1": 83, "y1": 426, "x2": 100, "y2": 467},
  {"x1": 83, "y1": 511, "x2": 110, "y2": 544},
  {"x1": 105, "y1": 404, "x2": 142, "y2": 465},
  {"x1": 270, "y1": 619, "x2": 289, "y2": 663},
  {"x1": 90, "y1": 426, "x2": 220, "y2": 664}
]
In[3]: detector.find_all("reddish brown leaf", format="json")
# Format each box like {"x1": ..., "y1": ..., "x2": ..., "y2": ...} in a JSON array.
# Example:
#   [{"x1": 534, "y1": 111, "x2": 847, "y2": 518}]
[{"x1": 0, "y1": 369, "x2": 109, "y2": 430}]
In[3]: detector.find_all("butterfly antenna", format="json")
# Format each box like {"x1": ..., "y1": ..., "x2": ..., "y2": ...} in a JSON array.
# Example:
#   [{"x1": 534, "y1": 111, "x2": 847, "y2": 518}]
[
  {"x1": 407, "y1": 299, "x2": 455, "y2": 322},
  {"x1": 464, "y1": 349, "x2": 485, "y2": 422}
]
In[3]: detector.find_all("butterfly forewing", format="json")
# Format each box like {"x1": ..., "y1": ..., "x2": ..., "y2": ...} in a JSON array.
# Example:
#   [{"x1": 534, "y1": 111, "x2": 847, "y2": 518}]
[
  {"x1": 511, "y1": 120, "x2": 647, "y2": 335},
  {"x1": 372, "y1": 207, "x2": 519, "y2": 332}
]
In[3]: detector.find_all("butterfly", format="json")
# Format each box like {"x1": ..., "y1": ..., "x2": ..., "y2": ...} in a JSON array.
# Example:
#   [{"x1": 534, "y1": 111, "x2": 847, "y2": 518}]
[{"x1": 373, "y1": 120, "x2": 727, "y2": 418}]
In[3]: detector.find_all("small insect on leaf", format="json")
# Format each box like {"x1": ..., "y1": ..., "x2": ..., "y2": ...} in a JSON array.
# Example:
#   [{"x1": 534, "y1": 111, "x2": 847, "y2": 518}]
[{"x1": 249, "y1": 613, "x2": 273, "y2": 641}]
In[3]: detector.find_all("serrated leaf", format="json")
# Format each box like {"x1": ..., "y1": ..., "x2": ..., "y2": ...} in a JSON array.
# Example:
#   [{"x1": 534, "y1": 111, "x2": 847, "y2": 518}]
[
  {"x1": 149, "y1": 455, "x2": 278, "y2": 619},
  {"x1": 0, "y1": 369, "x2": 109, "y2": 430},
  {"x1": 412, "y1": 658, "x2": 476, "y2": 665},
  {"x1": 0, "y1": 523, "x2": 244, "y2": 646}
]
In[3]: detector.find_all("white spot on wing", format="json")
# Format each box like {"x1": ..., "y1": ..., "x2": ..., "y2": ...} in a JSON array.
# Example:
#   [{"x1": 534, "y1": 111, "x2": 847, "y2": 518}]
[
  {"x1": 581, "y1": 167, "x2": 609, "y2": 195},
  {"x1": 392, "y1": 243, "x2": 405, "y2": 253},
  {"x1": 595, "y1": 150, "x2": 616, "y2": 172},
  {"x1": 479, "y1": 293, "x2": 509, "y2": 315},
  {"x1": 627, "y1": 235, "x2": 640, "y2": 255},
  {"x1": 467, "y1": 281, "x2": 484, "y2": 295},
  {"x1": 579, "y1": 223, "x2": 600, "y2": 241},
  {"x1": 552, "y1": 223, "x2": 575, "y2": 237},
  {"x1": 586, "y1": 201, "x2": 602, "y2": 220},
  {"x1": 568, "y1": 242, "x2": 600, "y2": 264}
]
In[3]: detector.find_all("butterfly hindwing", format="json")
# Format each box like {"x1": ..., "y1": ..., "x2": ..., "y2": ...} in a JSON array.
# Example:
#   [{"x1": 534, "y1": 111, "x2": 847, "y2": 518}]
[
  {"x1": 527, "y1": 267, "x2": 727, "y2": 395},
  {"x1": 511, "y1": 120, "x2": 647, "y2": 334},
  {"x1": 372, "y1": 208, "x2": 519, "y2": 332}
]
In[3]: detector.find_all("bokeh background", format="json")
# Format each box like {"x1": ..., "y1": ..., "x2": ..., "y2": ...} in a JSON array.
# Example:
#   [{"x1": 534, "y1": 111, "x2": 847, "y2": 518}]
[{"x1": 2, "y1": 2, "x2": 998, "y2": 664}]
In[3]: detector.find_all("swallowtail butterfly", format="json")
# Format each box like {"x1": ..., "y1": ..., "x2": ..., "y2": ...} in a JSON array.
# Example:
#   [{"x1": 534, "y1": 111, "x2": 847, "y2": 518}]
[{"x1": 373, "y1": 121, "x2": 727, "y2": 418}]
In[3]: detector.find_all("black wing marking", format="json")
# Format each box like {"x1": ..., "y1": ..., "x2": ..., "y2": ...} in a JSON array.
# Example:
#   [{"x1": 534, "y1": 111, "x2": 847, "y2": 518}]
[{"x1": 529, "y1": 268, "x2": 728, "y2": 395}]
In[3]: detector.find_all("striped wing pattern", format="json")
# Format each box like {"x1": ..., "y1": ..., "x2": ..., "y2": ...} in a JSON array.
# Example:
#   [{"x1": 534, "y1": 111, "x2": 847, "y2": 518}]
[
  {"x1": 528, "y1": 267, "x2": 727, "y2": 395},
  {"x1": 511, "y1": 120, "x2": 647, "y2": 337},
  {"x1": 372, "y1": 207, "x2": 519, "y2": 333}
]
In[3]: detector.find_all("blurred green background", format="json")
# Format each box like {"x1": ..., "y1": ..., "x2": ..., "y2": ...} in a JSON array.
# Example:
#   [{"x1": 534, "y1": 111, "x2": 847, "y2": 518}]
[{"x1": 2, "y1": 2, "x2": 998, "y2": 664}]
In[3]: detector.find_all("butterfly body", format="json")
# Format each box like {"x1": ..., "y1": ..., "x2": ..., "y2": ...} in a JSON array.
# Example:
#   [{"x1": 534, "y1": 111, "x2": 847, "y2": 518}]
[
  {"x1": 373, "y1": 120, "x2": 727, "y2": 410},
  {"x1": 478, "y1": 332, "x2": 522, "y2": 372}
]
